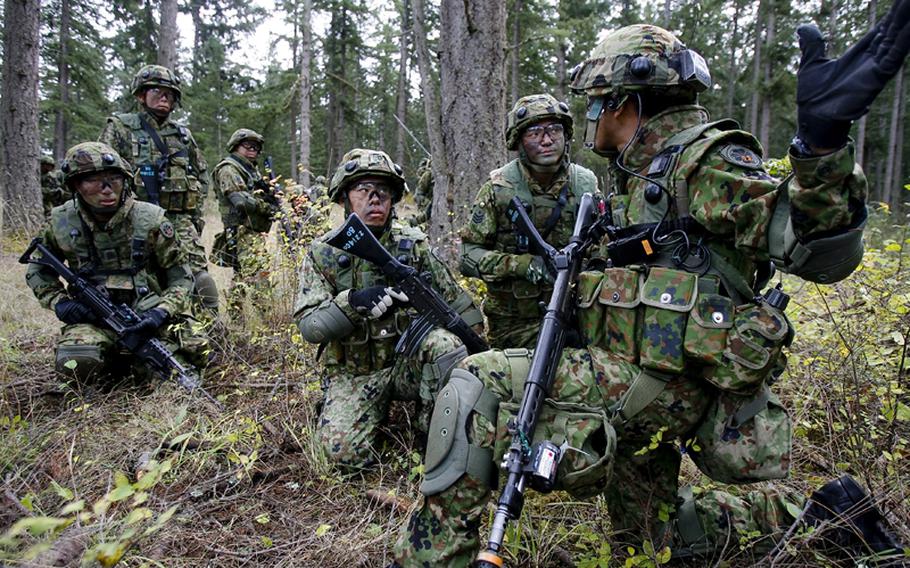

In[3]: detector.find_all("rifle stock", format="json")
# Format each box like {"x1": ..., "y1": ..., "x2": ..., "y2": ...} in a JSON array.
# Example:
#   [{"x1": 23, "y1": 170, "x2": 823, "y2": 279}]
[
  {"x1": 326, "y1": 214, "x2": 488, "y2": 355},
  {"x1": 19, "y1": 239, "x2": 222, "y2": 410},
  {"x1": 476, "y1": 193, "x2": 598, "y2": 567}
]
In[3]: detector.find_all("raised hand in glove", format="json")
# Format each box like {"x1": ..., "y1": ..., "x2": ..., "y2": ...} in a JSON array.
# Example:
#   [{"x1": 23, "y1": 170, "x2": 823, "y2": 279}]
[
  {"x1": 54, "y1": 299, "x2": 98, "y2": 325},
  {"x1": 122, "y1": 308, "x2": 169, "y2": 343},
  {"x1": 796, "y1": 0, "x2": 910, "y2": 150},
  {"x1": 524, "y1": 255, "x2": 555, "y2": 286},
  {"x1": 349, "y1": 285, "x2": 410, "y2": 319}
]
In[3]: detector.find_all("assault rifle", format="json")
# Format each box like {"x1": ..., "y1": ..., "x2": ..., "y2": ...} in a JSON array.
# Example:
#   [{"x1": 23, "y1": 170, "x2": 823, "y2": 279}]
[
  {"x1": 19, "y1": 238, "x2": 223, "y2": 410},
  {"x1": 326, "y1": 213, "x2": 489, "y2": 355},
  {"x1": 475, "y1": 193, "x2": 602, "y2": 568}
]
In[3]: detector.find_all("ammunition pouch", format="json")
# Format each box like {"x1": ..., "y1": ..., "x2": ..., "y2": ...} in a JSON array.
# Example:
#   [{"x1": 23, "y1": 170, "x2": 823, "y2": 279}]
[
  {"x1": 577, "y1": 265, "x2": 793, "y2": 394},
  {"x1": 687, "y1": 384, "x2": 792, "y2": 483},
  {"x1": 421, "y1": 369, "x2": 500, "y2": 496}
]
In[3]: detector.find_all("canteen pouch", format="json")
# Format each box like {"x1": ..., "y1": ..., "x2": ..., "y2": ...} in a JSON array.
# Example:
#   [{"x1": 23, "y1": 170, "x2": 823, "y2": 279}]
[
  {"x1": 598, "y1": 267, "x2": 642, "y2": 362},
  {"x1": 688, "y1": 385, "x2": 791, "y2": 484},
  {"x1": 706, "y1": 300, "x2": 793, "y2": 394},
  {"x1": 639, "y1": 266, "x2": 697, "y2": 373},
  {"x1": 683, "y1": 278, "x2": 734, "y2": 366},
  {"x1": 577, "y1": 271, "x2": 605, "y2": 348},
  {"x1": 495, "y1": 400, "x2": 616, "y2": 499}
]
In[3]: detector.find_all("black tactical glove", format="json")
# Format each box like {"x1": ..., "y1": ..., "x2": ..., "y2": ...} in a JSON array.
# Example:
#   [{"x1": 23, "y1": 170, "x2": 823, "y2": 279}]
[
  {"x1": 122, "y1": 308, "x2": 169, "y2": 343},
  {"x1": 796, "y1": 0, "x2": 910, "y2": 149},
  {"x1": 349, "y1": 285, "x2": 409, "y2": 319},
  {"x1": 54, "y1": 299, "x2": 98, "y2": 325}
]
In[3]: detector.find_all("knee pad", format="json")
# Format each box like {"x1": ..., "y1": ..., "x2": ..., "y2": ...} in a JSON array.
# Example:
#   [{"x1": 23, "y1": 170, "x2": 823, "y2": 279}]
[
  {"x1": 55, "y1": 344, "x2": 105, "y2": 380},
  {"x1": 420, "y1": 368, "x2": 500, "y2": 496},
  {"x1": 193, "y1": 271, "x2": 220, "y2": 311},
  {"x1": 427, "y1": 345, "x2": 468, "y2": 392}
]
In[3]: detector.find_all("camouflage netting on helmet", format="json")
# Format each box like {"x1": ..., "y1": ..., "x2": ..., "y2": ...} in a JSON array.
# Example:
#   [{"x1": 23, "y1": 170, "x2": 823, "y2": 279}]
[
  {"x1": 60, "y1": 142, "x2": 133, "y2": 187},
  {"x1": 225, "y1": 128, "x2": 265, "y2": 153},
  {"x1": 131, "y1": 64, "x2": 183, "y2": 101},
  {"x1": 505, "y1": 93, "x2": 574, "y2": 150},
  {"x1": 328, "y1": 148, "x2": 406, "y2": 203},
  {"x1": 569, "y1": 24, "x2": 710, "y2": 99}
]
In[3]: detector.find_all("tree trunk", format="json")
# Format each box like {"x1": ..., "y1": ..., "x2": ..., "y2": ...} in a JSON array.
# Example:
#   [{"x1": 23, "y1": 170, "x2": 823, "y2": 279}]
[
  {"x1": 289, "y1": 1, "x2": 300, "y2": 183},
  {"x1": 54, "y1": 0, "x2": 72, "y2": 162},
  {"x1": 326, "y1": 5, "x2": 350, "y2": 172},
  {"x1": 412, "y1": 0, "x2": 448, "y2": 213},
  {"x1": 725, "y1": 0, "x2": 741, "y2": 118},
  {"x1": 884, "y1": 66, "x2": 904, "y2": 206},
  {"x1": 394, "y1": 0, "x2": 411, "y2": 166},
  {"x1": 555, "y1": 41, "x2": 567, "y2": 100},
  {"x1": 157, "y1": 0, "x2": 179, "y2": 69},
  {"x1": 299, "y1": 0, "x2": 312, "y2": 186},
  {"x1": 433, "y1": 0, "x2": 506, "y2": 259},
  {"x1": 749, "y1": 0, "x2": 765, "y2": 134},
  {"x1": 663, "y1": 0, "x2": 672, "y2": 27},
  {"x1": 0, "y1": 0, "x2": 42, "y2": 231},
  {"x1": 758, "y1": 0, "x2": 775, "y2": 154},
  {"x1": 856, "y1": 0, "x2": 877, "y2": 168},
  {"x1": 510, "y1": 0, "x2": 521, "y2": 104}
]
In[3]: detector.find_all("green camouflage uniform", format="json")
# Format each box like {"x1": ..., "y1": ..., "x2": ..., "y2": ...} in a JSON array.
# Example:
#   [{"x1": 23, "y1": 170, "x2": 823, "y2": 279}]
[
  {"x1": 40, "y1": 160, "x2": 69, "y2": 220},
  {"x1": 395, "y1": 25, "x2": 869, "y2": 567},
  {"x1": 294, "y1": 223, "x2": 484, "y2": 469},
  {"x1": 27, "y1": 193, "x2": 207, "y2": 381},
  {"x1": 211, "y1": 131, "x2": 275, "y2": 285},
  {"x1": 99, "y1": 109, "x2": 209, "y2": 275},
  {"x1": 461, "y1": 94, "x2": 598, "y2": 350},
  {"x1": 410, "y1": 158, "x2": 433, "y2": 227}
]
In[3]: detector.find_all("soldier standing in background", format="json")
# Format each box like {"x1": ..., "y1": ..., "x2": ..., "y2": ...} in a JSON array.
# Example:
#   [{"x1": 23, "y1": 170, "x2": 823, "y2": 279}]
[
  {"x1": 99, "y1": 64, "x2": 219, "y2": 314},
  {"x1": 460, "y1": 94, "x2": 598, "y2": 349},
  {"x1": 293, "y1": 149, "x2": 484, "y2": 471},
  {"x1": 211, "y1": 128, "x2": 277, "y2": 302},
  {"x1": 40, "y1": 156, "x2": 69, "y2": 220}
]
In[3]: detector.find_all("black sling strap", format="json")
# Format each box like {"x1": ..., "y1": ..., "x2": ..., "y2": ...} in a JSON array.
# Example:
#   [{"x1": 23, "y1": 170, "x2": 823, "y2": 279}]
[{"x1": 138, "y1": 115, "x2": 188, "y2": 205}]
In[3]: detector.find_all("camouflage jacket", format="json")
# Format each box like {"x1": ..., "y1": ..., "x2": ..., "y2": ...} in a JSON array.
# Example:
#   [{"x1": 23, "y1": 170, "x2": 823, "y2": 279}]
[
  {"x1": 27, "y1": 195, "x2": 194, "y2": 317},
  {"x1": 294, "y1": 223, "x2": 482, "y2": 376},
  {"x1": 604, "y1": 105, "x2": 866, "y2": 295},
  {"x1": 212, "y1": 153, "x2": 273, "y2": 231},
  {"x1": 41, "y1": 170, "x2": 70, "y2": 219},
  {"x1": 99, "y1": 110, "x2": 208, "y2": 216},
  {"x1": 460, "y1": 159, "x2": 598, "y2": 318}
]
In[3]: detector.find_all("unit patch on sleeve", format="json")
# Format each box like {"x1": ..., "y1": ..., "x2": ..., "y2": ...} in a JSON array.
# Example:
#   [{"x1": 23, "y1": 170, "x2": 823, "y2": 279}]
[
  {"x1": 471, "y1": 208, "x2": 485, "y2": 225},
  {"x1": 719, "y1": 144, "x2": 764, "y2": 170},
  {"x1": 160, "y1": 220, "x2": 175, "y2": 239}
]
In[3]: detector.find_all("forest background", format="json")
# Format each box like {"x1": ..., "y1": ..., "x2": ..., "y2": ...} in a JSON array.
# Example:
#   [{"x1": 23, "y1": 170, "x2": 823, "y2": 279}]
[{"x1": 0, "y1": 0, "x2": 909, "y2": 567}]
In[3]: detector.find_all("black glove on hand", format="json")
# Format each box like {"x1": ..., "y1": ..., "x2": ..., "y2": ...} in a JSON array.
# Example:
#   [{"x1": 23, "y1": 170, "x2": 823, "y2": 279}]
[
  {"x1": 796, "y1": 0, "x2": 910, "y2": 149},
  {"x1": 54, "y1": 299, "x2": 98, "y2": 325},
  {"x1": 122, "y1": 308, "x2": 168, "y2": 342},
  {"x1": 349, "y1": 285, "x2": 409, "y2": 319}
]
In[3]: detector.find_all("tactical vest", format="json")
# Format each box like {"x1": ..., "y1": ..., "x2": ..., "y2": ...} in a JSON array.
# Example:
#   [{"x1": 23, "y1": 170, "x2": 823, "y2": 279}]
[
  {"x1": 51, "y1": 200, "x2": 168, "y2": 310},
  {"x1": 212, "y1": 155, "x2": 269, "y2": 231},
  {"x1": 114, "y1": 112, "x2": 201, "y2": 214},
  {"x1": 486, "y1": 160, "x2": 597, "y2": 309},
  {"x1": 318, "y1": 224, "x2": 424, "y2": 375}
]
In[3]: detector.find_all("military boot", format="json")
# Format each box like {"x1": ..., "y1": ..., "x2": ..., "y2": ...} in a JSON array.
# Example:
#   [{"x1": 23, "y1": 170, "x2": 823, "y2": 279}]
[{"x1": 804, "y1": 475, "x2": 905, "y2": 559}]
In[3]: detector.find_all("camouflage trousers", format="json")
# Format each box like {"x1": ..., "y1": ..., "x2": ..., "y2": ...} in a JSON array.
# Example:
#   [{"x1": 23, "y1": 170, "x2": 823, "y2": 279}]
[
  {"x1": 393, "y1": 347, "x2": 802, "y2": 567},
  {"x1": 167, "y1": 213, "x2": 208, "y2": 273},
  {"x1": 55, "y1": 317, "x2": 209, "y2": 383},
  {"x1": 317, "y1": 328, "x2": 465, "y2": 470}
]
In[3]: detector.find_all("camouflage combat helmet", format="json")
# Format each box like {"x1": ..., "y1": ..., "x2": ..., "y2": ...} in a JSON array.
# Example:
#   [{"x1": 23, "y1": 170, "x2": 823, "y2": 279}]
[
  {"x1": 328, "y1": 148, "x2": 406, "y2": 203},
  {"x1": 60, "y1": 142, "x2": 133, "y2": 189},
  {"x1": 314, "y1": 175, "x2": 326, "y2": 185},
  {"x1": 569, "y1": 24, "x2": 711, "y2": 99},
  {"x1": 40, "y1": 156, "x2": 55, "y2": 167},
  {"x1": 131, "y1": 64, "x2": 183, "y2": 101},
  {"x1": 226, "y1": 128, "x2": 265, "y2": 153},
  {"x1": 505, "y1": 94, "x2": 574, "y2": 151}
]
